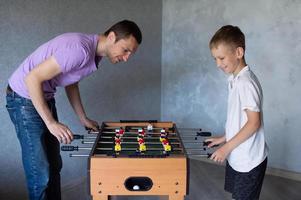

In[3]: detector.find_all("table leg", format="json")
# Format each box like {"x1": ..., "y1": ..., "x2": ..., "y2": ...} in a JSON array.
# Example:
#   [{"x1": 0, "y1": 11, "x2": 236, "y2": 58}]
[
  {"x1": 168, "y1": 195, "x2": 185, "y2": 200},
  {"x1": 92, "y1": 195, "x2": 109, "y2": 200}
]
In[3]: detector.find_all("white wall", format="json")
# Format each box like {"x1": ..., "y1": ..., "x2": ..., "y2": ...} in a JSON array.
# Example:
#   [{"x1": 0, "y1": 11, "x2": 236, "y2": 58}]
[{"x1": 162, "y1": 0, "x2": 301, "y2": 173}]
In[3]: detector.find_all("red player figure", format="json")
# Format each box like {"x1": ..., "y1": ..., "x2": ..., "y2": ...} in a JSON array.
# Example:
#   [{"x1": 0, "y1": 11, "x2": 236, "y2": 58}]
[
  {"x1": 115, "y1": 136, "x2": 121, "y2": 145},
  {"x1": 162, "y1": 138, "x2": 169, "y2": 145},
  {"x1": 162, "y1": 138, "x2": 171, "y2": 152},
  {"x1": 137, "y1": 137, "x2": 145, "y2": 144},
  {"x1": 138, "y1": 128, "x2": 145, "y2": 137},
  {"x1": 119, "y1": 127, "x2": 125, "y2": 136},
  {"x1": 137, "y1": 137, "x2": 146, "y2": 152}
]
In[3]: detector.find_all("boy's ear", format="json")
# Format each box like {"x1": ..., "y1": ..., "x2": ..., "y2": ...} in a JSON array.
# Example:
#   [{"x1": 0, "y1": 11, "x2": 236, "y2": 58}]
[{"x1": 236, "y1": 47, "x2": 245, "y2": 59}]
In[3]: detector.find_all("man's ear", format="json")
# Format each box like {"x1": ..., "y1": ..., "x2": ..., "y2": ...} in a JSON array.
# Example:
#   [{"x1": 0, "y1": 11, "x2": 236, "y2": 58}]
[
  {"x1": 236, "y1": 47, "x2": 245, "y2": 59},
  {"x1": 107, "y1": 31, "x2": 117, "y2": 43}
]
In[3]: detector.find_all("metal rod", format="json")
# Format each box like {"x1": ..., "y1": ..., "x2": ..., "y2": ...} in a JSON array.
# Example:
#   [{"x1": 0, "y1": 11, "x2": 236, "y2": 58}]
[
  {"x1": 101, "y1": 131, "x2": 177, "y2": 135},
  {"x1": 182, "y1": 142, "x2": 204, "y2": 144},
  {"x1": 77, "y1": 147, "x2": 93, "y2": 150},
  {"x1": 188, "y1": 154, "x2": 210, "y2": 157},
  {"x1": 94, "y1": 147, "x2": 183, "y2": 151},
  {"x1": 65, "y1": 146, "x2": 183, "y2": 151},
  {"x1": 69, "y1": 154, "x2": 89, "y2": 157},
  {"x1": 82, "y1": 141, "x2": 181, "y2": 145},
  {"x1": 178, "y1": 128, "x2": 202, "y2": 131},
  {"x1": 99, "y1": 136, "x2": 180, "y2": 140},
  {"x1": 184, "y1": 147, "x2": 207, "y2": 150}
]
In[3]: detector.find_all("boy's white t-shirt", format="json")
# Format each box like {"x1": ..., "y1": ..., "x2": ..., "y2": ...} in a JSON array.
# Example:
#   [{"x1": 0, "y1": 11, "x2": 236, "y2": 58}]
[{"x1": 226, "y1": 66, "x2": 268, "y2": 172}]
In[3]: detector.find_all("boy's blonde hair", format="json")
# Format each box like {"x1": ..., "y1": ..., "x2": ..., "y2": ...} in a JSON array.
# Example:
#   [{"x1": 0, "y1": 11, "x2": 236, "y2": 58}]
[{"x1": 209, "y1": 25, "x2": 245, "y2": 51}]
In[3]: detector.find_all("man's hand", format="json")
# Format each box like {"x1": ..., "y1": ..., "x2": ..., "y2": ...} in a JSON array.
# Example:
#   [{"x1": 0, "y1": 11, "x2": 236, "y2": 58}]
[
  {"x1": 80, "y1": 116, "x2": 99, "y2": 131},
  {"x1": 46, "y1": 121, "x2": 74, "y2": 144}
]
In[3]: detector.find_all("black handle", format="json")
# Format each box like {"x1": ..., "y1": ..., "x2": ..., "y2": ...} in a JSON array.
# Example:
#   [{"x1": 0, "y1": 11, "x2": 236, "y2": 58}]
[
  {"x1": 61, "y1": 146, "x2": 78, "y2": 151},
  {"x1": 73, "y1": 134, "x2": 84, "y2": 139},
  {"x1": 85, "y1": 126, "x2": 100, "y2": 131},
  {"x1": 196, "y1": 132, "x2": 212, "y2": 137}
]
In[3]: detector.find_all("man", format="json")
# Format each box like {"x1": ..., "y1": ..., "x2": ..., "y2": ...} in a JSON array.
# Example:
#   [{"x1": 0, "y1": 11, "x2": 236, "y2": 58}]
[{"x1": 6, "y1": 20, "x2": 142, "y2": 200}]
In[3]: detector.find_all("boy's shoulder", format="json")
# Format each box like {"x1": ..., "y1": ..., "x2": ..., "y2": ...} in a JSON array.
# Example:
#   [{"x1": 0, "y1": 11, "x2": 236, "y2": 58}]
[
  {"x1": 236, "y1": 68, "x2": 263, "y2": 95},
  {"x1": 236, "y1": 67, "x2": 260, "y2": 84}
]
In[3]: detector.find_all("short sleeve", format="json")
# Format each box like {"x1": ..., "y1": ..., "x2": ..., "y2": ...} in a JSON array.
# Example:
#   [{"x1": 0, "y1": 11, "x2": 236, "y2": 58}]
[
  {"x1": 53, "y1": 48, "x2": 86, "y2": 73},
  {"x1": 238, "y1": 79, "x2": 261, "y2": 112}
]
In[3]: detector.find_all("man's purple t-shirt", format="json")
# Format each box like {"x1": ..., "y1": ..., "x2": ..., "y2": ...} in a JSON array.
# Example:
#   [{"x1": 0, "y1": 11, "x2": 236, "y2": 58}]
[{"x1": 9, "y1": 33, "x2": 101, "y2": 99}]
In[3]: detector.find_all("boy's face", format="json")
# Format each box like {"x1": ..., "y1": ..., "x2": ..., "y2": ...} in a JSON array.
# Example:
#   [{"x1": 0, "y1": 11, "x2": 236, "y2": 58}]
[
  {"x1": 106, "y1": 32, "x2": 139, "y2": 64},
  {"x1": 210, "y1": 43, "x2": 244, "y2": 75}
]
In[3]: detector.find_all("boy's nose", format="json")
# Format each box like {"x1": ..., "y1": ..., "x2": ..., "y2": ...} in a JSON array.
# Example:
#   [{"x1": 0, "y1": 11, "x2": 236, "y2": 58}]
[{"x1": 216, "y1": 60, "x2": 222, "y2": 68}]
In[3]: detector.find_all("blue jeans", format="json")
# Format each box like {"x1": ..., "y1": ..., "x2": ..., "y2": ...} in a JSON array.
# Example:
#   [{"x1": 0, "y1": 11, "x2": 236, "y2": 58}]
[{"x1": 6, "y1": 89, "x2": 62, "y2": 200}]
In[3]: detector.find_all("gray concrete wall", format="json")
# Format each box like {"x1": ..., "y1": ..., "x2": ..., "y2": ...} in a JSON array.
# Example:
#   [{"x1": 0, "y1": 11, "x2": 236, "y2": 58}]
[
  {"x1": 0, "y1": 0, "x2": 162, "y2": 199},
  {"x1": 162, "y1": 0, "x2": 301, "y2": 173}
]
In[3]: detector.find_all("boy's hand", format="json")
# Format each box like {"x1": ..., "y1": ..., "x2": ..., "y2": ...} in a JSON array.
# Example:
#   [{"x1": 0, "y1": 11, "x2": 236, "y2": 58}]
[
  {"x1": 205, "y1": 136, "x2": 225, "y2": 148},
  {"x1": 210, "y1": 144, "x2": 231, "y2": 163}
]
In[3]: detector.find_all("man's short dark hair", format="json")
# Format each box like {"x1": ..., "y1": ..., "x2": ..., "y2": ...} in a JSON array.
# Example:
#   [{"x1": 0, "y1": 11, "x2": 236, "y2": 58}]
[
  {"x1": 209, "y1": 25, "x2": 245, "y2": 51},
  {"x1": 104, "y1": 20, "x2": 142, "y2": 44}
]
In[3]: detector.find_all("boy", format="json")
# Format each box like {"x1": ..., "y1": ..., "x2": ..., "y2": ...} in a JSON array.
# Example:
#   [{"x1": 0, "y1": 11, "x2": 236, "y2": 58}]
[{"x1": 206, "y1": 25, "x2": 268, "y2": 200}]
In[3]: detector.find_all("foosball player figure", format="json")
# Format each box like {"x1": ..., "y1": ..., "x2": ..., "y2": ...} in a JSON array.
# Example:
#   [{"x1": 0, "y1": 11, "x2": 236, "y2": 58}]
[
  {"x1": 114, "y1": 135, "x2": 122, "y2": 153},
  {"x1": 119, "y1": 127, "x2": 125, "y2": 136},
  {"x1": 138, "y1": 128, "x2": 146, "y2": 137},
  {"x1": 137, "y1": 135, "x2": 146, "y2": 153},
  {"x1": 115, "y1": 128, "x2": 120, "y2": 136},
  {"x1": 162, "y1": 138, "x2": 171, "y2": 152},
  {"x1": 160, "y1": 129, "x2": 168, "y2": 142},
  {"x1": 147, "y1": 123, "x2": 153, "y2": 132}
]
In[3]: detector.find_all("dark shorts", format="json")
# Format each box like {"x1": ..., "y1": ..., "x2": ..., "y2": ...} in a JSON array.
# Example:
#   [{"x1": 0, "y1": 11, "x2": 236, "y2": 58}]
[{"x1": 225, "y1": 158, "x2": 267, "y2": 200}]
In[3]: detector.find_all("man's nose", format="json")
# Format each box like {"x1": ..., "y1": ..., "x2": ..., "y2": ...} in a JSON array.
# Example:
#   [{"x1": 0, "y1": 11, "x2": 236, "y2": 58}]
[{"x1": 123, "y1": 53, "x2": 130, "y2": 62}]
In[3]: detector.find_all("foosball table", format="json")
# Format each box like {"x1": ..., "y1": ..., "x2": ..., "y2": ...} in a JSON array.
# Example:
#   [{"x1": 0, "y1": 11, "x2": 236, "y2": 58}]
[{"x1": 62, "y1": 120, "x2": 215, "y2": 200}]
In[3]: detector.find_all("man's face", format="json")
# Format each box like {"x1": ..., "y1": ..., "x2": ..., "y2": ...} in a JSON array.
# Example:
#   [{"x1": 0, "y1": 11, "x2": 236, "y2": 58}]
[
  {"x1": 107, "y1": 34, "x2": 139, "y2": 64},
  {"x1": 211, "y1": 43, "x2": 242, "y2": 75}
]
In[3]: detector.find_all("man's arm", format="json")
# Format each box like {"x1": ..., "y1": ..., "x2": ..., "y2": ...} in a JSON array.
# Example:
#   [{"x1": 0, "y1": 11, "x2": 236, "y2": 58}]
[
  {"x1": 65, "y1": 83, "x2": 99, "y2": 131},
  {"x1": 25, "y1": 56, "x2": 73, "y2": 143},
  {"x1": 210, "y1": 110, "x2": 261, "y2": 163}
]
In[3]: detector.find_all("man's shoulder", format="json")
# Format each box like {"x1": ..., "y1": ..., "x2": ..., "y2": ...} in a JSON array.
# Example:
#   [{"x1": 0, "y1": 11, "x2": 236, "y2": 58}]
[{"x1": 53, "y1": 33, "x2": 94, "y2": 43}]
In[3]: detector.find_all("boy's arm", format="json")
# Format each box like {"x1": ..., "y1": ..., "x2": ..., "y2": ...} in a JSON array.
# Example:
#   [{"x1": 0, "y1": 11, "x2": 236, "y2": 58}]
[
  {"x1": 65, "y1": 83, "x2": 99, "y2": 131},
  {"x1": 25, "y1": 56, "x2": 73, "y2": 143},
  {"x1": 210, "y1": 110, "x2": 261, "y2": 163}
]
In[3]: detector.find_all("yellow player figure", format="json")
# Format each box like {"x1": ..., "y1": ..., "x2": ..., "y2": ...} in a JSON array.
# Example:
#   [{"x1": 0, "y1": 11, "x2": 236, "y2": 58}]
[
  {"x1": 138, "y1": 137, "x2": 146, "y2": 152},
  {"x1": 139, "y1": 143, "x2": 147, "y2": 152},
  {"x1": 115, "y1": 144, "x2": 121, "y2": 152},
  {"x1": 162, "y1": 138, "x2": 171, "y2": 152}
]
